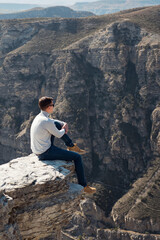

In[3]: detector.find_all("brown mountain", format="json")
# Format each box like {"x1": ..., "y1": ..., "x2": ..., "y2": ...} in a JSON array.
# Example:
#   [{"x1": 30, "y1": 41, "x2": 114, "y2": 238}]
[{"x1": 0, "y1": 6, "x2": 94, "y2": 20}]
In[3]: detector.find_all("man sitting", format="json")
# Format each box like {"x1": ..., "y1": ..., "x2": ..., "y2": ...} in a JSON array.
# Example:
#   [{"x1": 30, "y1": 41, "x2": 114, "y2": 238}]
[{"x1": 30, "y1": 96, "x2": 96, "y2": 194}]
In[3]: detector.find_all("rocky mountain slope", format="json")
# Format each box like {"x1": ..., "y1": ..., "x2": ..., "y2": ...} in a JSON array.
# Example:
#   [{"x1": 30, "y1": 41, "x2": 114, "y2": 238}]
[
  {"x1": 0, "y1": 6, "x2": 94, "y2": 20},
  {"x1": 0, "y1": 5, "x2": 160, "y2": 238},
  {"x1": 71, "y1": 0, "x2": 160, "y2": 15}
]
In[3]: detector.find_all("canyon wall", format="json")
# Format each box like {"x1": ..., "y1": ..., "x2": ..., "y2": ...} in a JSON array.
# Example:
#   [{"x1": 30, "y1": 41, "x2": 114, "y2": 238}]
[{"x1": 0, "y1": 6, "x2": 160, "y2": 239}]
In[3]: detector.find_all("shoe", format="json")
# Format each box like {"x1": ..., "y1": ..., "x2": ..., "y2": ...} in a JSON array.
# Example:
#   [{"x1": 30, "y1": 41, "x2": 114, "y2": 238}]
[
  {"x1": 67, "y1": 143, "x2": 87, "y2": 155},
  {"x1": 84, "y1": 185, "x2": 96, "y2": 194}
]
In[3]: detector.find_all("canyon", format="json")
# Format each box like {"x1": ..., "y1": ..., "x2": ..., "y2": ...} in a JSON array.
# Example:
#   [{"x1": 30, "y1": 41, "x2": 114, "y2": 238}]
[{"x1": 0, "y1": 5, "x2": 160, "y2": 239}]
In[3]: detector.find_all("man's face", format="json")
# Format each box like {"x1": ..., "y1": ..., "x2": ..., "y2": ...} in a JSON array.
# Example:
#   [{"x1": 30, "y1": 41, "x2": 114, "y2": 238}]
[{"x1": 46, "y1": 101, "x2": 54, "y2": 114}]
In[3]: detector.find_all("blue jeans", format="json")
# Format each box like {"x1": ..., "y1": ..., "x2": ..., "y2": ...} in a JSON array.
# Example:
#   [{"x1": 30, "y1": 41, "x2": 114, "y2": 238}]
[{"x1": 38, "y1": 122, "x2": 87, "y2": 187}]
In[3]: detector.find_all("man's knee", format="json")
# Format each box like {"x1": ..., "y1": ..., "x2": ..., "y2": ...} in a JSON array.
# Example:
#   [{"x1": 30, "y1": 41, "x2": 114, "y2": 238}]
[
  {"x1": 74, "y1": 152, "x2": 82, "y2": 161},
  {"x1": 54, "y1": 121, "x2": 62, "y2": 130}
]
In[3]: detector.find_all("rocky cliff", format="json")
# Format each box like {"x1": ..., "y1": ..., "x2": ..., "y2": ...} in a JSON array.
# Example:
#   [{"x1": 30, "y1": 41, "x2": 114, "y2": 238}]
[
  {"x1": 0, "y1": 5, "x2": 160, "y2": 239},
  {"x1": 0, "y1": 154, "x2": 83, "y2": 239}
]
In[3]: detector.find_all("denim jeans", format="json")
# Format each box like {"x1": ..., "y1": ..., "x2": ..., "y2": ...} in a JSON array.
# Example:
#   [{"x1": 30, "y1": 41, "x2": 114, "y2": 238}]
[{"x1": 38, "y1": 121, "x2": 87, "y2": 187}]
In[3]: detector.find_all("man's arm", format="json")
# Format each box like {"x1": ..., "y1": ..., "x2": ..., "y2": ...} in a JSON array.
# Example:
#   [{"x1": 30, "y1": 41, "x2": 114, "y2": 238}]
[
  {"x1": 46, "y1": 119, "x2": 65, "y2": 138},
  {"x1": 53, "y1": 119, "x2": 69, "y2": 134},
  {"x1": 62, "y1": 122, "x2": 68, "y2": 134}
]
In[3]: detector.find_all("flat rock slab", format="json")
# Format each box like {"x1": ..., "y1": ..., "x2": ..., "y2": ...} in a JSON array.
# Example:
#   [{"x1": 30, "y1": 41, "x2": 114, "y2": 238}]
[{"x1": 0, "y1": 153, "x2": 75, "y2": 192}]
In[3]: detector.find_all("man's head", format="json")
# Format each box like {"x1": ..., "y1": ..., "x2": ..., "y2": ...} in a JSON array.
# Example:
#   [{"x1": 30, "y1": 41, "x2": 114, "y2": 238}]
[{"x1": 38, "y1": 96, "x2": 54, "y2": 114}]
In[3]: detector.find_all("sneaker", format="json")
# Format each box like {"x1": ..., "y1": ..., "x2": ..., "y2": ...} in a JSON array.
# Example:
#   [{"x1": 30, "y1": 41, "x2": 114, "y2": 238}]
[
  {"x1": 84, "y1": 185, "x2": 96, "y2": 194},
  {"x1": 67, "y1": 143, "x2": 87, "y2": 155}
]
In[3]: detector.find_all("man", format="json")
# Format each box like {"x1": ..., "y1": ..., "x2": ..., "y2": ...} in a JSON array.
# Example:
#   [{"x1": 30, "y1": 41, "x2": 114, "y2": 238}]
[{"x1": 30, "y1": 96, "x2": 96, "y2": 194}]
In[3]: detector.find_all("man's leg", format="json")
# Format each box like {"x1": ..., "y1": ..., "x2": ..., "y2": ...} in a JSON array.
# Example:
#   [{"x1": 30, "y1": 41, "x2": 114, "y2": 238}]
[
  {"x1": 38, "y1": 145, "x2": 87, "y2": 187},
  {"x1": 53, "y1": 121, "x2": 86, "y2": 154}
]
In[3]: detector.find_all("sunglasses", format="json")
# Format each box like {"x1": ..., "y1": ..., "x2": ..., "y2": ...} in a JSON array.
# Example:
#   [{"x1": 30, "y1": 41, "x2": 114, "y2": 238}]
[{"x1": 48, "y1": 103, "x2": 54, "y2": 107}]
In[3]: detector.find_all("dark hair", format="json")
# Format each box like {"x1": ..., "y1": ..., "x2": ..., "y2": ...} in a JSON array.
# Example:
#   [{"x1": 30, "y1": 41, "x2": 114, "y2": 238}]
[{"x1": 38, "y1": 96, "x2": 53, "y2": 110}]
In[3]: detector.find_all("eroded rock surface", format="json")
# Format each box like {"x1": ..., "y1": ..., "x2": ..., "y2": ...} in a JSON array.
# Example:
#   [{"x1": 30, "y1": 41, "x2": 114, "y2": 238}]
[
  {"x1": 111, "y1": 156, "x2": 160, "y2": 236},
  {"x1": 62, "y1": 198, "x2": 108, "y2": 239},
  {"x1": 0, "y1": 154, "x2": 83, "y2": 239},
  {"x1": 151, "y1": 107, "x2": 160, "y2": 156},
  {"x1": 61, "y1": 195, "x2": 160, "y2": 240}
]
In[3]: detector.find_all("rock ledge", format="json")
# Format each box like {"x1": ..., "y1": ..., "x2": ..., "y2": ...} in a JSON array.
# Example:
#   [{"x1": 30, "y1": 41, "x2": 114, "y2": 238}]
[{"x1": 0, "y1": 154, "x2": 83, "y2": 240}]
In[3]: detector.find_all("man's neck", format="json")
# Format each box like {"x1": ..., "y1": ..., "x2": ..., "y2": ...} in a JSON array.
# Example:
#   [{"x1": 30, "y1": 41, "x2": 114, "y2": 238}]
[{"x1": 41, "y1": 110, "x2": 50, "y2": 117}]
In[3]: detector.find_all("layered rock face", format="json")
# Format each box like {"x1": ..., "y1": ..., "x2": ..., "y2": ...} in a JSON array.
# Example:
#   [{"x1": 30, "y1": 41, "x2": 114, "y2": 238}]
[
  {"x1": 107, "y1": 157, "x2": 160, "y2": 239},
  {"x1": 151, "y1": 107, "x2": 160, "y2": 156},
  {"x1": 62, "y1": 198, "x2": 108, "y2": 239},
  {"x1": 0, "y1": 6, "x2": 160, "y2": 239},
  {"x1": 0, "y1": 154, "x2": 83, "y2": 239}
]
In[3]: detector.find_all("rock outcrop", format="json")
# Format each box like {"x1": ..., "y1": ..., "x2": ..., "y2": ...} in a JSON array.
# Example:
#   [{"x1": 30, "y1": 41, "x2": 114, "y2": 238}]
[
  {"x1": 62, "y1": 198, "x2": 108, "y2": 239},
  {"x1": 0, "y1": 154, "x2": 83, "y2": 239},
  {"x1": 150, "y1": 107, "x2": 160, "y2": 156}
]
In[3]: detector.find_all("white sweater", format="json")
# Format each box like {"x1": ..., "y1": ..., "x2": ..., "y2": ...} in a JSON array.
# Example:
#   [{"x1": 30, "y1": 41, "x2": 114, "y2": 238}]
[{"x1": 30, "y1": 111, "x2": 65, "y2": 154}]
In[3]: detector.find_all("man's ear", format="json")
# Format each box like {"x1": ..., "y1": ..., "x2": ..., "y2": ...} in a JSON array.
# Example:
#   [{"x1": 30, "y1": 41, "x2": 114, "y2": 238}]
[{"x1": 44, "y1": 106, "x2": 49, "y2": 111}]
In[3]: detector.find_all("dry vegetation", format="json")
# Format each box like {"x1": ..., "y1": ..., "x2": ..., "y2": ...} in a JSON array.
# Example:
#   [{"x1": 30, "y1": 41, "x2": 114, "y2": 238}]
[{"x1": 2, "y1": 5, "x2": 160, "y2": 54}]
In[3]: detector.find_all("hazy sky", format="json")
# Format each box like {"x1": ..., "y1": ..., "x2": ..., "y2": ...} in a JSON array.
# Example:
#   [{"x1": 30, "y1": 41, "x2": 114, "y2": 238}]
[{"x1": 0, "y1": 0, "x2": 96, "y2": 6}]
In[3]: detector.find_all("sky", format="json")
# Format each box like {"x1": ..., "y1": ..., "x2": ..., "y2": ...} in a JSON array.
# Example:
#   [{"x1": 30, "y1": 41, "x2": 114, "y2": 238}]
[{"x1": 0, "y1": 0, "x2": 96, "y2": 6}]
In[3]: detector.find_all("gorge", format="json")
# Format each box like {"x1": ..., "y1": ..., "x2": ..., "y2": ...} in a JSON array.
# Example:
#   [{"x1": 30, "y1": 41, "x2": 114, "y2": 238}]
[{"x1": 0, "y1": 5, "x2": 160, "y2": 239}]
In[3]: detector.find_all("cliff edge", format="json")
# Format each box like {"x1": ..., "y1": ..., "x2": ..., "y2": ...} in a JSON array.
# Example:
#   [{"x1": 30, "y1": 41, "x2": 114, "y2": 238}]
[{"x1": 0, "y1": 154, "x2": 83, "y2": 239}]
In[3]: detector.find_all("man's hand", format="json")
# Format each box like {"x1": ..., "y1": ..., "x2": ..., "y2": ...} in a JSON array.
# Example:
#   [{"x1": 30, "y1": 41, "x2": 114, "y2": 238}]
[{"x1": 62, "y1": 123, "x2": 68, "y2": 134}]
